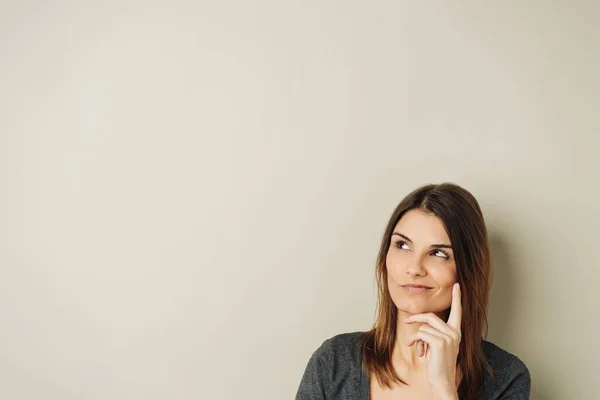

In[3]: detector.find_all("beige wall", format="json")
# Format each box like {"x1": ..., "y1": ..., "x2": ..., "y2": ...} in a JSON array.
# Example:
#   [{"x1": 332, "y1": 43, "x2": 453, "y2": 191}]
[{"x1": 1, "y1": 2, "x2": 598, "y2": 399}]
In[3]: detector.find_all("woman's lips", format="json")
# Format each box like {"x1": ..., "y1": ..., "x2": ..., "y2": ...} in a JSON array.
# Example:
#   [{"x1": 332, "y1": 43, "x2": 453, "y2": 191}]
[{"x1": 401, "y1": 284, "x2": 433, "y2": 294}]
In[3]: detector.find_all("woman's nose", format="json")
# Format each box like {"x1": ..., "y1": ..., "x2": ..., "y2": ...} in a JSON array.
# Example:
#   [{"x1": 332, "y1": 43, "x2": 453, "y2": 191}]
[{"x1": 406, "y1": 257, "x2": 426, "y2": 277}]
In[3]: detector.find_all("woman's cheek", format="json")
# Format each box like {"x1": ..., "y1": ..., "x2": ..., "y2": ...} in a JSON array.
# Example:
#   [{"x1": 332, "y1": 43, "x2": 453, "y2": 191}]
[
  {"x1": 386, "y1": 263, "x2": 400, "y2": 285},
  {"x1": 386, "y1": 253, "x2": 405, "y2": 281},
  {"x1": 429, "y1": 260, "x2": 457, "y2": 282}
]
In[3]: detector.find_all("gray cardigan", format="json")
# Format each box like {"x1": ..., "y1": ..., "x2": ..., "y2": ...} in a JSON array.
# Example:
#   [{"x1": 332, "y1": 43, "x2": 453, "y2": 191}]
[{"x1": 295, "y1": 332, "x2": 530, "y2": 399}]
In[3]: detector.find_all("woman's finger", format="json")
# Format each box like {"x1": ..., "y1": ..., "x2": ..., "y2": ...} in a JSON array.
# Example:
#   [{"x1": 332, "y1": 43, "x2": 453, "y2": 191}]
[
  {"x1": 408, "y1": 329, "x2": 444, "y2": 348},
  {"x1": 418, "y1": 324, "x2": 453, "y2": 344},
  {"x1": 404, "y1": 313, "x2": 460, "y2": 340},
  {"x1": 447, "y1": 282, "x2": 462, "y2": 331}
]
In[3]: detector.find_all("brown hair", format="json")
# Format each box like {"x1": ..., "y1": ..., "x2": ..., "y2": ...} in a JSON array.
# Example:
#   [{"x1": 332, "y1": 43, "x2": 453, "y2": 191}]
[{"x1": 360, "y1": 183, "x2": 494, "y2": 400}]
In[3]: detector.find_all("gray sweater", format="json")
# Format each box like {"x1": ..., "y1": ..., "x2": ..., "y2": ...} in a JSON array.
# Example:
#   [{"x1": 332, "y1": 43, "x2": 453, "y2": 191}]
[{"x1": 295, "y1": 332, "x2": 530, "y2": 400}]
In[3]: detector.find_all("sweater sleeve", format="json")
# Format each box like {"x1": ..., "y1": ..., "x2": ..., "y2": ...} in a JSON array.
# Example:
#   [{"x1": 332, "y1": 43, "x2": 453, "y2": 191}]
[
  {"x1": 497, "y1": 356, "x2": 531, "y2": 399},
  {"x1": 295, "y1": 340, "x2": 332, "y2": 400}
]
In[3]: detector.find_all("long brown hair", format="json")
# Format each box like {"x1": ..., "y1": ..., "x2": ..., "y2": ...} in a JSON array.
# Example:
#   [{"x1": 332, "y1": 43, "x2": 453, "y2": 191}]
[{"x1": 361, "y1": 183, "x2": 494, "y2": 400}]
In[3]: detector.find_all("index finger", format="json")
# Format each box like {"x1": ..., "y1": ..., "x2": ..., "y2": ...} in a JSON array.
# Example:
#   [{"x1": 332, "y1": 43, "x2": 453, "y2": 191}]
[{"x1": 447, "y1": 282, "x2": 462, "y2": 331}]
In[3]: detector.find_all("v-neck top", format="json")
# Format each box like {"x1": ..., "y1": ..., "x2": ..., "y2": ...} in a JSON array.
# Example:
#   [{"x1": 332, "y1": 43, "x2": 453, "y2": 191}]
[{"x1": 295, "y1": 332, "x2": 530, "y2": 399}]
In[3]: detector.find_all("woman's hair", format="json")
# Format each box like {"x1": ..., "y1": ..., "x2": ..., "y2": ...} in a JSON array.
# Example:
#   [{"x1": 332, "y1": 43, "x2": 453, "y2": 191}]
[{"x1": 360, "y1": 183, "x2": 493, "y2": 400}]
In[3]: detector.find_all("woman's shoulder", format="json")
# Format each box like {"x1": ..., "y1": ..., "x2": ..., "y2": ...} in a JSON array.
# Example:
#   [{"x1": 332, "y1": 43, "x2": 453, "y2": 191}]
[
  {"x1": 480, "y1": 340, "x2": 531, "y2": 397},
  {"x1": 481, "y1": 340, "x2": 529, "y2": 373},
  {"x1": 296, "y1": 332, "x2": 369, "y2": 399},
  {"x1": 324, "y1": 331, "x2": 366, "y2": 348},
  {"x1": 311, "y1": 331, "x2": 365, "y2": 363}
]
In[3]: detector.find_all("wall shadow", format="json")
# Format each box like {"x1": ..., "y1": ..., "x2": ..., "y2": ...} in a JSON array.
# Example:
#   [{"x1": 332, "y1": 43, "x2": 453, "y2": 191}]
[
  {"x1": 487, "y1": 232, "x2": 514, "y2": 347},
  {"x1": 487, "y1": 231, "x2": 553, "y2": 400}
]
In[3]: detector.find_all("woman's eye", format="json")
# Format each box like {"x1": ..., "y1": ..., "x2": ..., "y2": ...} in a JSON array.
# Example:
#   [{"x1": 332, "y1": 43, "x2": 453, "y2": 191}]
[
  {"x1": 395, "y1": 241, "x2": 409, "y2": 250},
  {"x1": 432, "y1": 250, "x2": 449, "y2": 259}
]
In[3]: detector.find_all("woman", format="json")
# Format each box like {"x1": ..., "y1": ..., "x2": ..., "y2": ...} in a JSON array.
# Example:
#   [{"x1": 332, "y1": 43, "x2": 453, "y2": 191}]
[{"x1": 295, "y1": 183, "x2": 530, "y2": 400}]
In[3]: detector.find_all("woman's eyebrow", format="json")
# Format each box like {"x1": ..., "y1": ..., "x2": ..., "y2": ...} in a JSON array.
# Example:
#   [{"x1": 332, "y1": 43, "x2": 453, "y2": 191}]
[
  {"x1": 392, "y1": 232, "x2": 412, "y2": 242},
  {"x1": 392, "y1": 232, "x2": 452, "y2": 249}
]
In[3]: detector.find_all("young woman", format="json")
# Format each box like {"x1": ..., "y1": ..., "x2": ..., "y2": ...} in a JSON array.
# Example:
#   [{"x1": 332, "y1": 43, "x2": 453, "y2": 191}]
[{"x1": 295, "y1": 183, "x2": 530, "y2": 400}]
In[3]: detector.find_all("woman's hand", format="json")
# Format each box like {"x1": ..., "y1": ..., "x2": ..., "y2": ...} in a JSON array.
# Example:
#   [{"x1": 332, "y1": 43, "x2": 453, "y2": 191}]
[{"x1": 404, "y1": 282, "x2": 462, "y2": 400}]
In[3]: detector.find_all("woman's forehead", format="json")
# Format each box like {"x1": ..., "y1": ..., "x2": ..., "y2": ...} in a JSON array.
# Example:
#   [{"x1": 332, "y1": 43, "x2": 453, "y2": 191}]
[{"x1": 393, "y1": 209, "x2": 451, "y2": 244}]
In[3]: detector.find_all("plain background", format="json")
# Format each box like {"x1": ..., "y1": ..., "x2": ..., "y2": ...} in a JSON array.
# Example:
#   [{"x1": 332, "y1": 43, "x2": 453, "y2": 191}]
[{"x1": 1, "y1": 1, "x2": 599, "y2": 399}]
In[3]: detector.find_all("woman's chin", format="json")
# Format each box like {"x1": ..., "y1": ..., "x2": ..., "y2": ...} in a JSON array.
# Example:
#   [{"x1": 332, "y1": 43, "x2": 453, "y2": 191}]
[
  {"x1": 398, "y1": 307, "x2": 427, "y2": 315},
  {"x1": 395, "y1": 303, "x2": 426, "y2": 315},
  {"x1": 396, "y1": 302, "x2": 449, "y2": 316}
]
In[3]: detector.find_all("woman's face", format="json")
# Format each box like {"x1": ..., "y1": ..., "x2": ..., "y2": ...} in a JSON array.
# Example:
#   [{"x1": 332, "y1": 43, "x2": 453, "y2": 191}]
[{"x1": 386, "y1": 209, "x2": 457, "y2": 316}]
